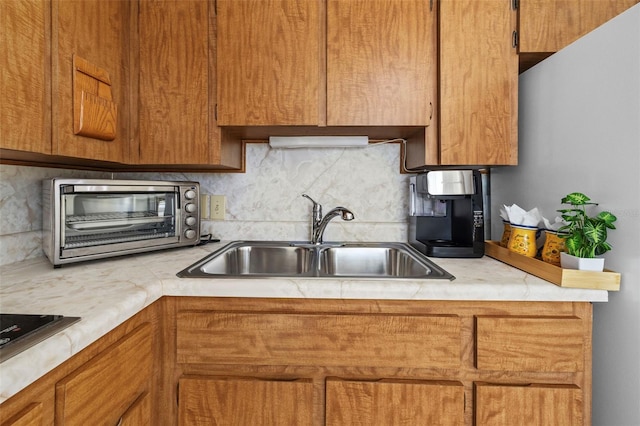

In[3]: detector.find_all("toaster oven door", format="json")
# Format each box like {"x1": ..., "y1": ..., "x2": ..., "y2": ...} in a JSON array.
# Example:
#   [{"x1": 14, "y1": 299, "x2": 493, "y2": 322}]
[{"x1": 60, "y1": 189, "x2": 180, "y2": 257}]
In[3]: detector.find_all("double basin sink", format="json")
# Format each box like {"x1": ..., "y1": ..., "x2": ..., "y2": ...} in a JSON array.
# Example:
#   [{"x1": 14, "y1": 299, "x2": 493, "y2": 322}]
[{"x1": 177, "y1": 241, "x2": 454, "y2": 280}]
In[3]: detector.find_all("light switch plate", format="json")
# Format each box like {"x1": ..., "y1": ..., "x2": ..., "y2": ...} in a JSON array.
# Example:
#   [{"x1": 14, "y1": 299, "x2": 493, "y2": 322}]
[{"x1": 210, "y1": 195, "x2": 225, "y2": 220}]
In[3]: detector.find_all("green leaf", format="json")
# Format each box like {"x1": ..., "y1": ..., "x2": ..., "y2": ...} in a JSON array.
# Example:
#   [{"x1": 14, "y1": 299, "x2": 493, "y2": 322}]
[
  {"x1": 597, "y1": 211, "x2": 617, "y2": 229},
  {"x1": 561, "y1": 192, "x2": 591, "y2": 206}
]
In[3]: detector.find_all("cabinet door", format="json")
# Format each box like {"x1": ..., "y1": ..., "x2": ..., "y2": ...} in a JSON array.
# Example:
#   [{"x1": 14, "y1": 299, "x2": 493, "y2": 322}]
[
  {"x1": 53, "y1": 0, "x2": 131, "y2": 163},
  {"x1": 326, "y1": 378, "x2": 464, "y2": 426},
  {"x1": 0, "y1": 402, "x2": 44, "y2": 426},
  {"x1": 439, "y1": 0, "x2": 518, "y2": 166},
  {"x1": 138, "y1": 0, "x2": 211, "y2": 165},
  {"x1": 0, "y1": 0, "x2": 50, "y2": 155},
  {"x1": 519, "y1": 0, "x2": 638, "y2": 53},
  {"x1": 178, "y1": 376, "x2": 314, "y2": 426},
  {"x1": 327, "y1": 0, "x2": 436, "y2": 126},
  {"x1": 475, "y1": 383, "x2": 583, "y2": 425},
  {"x1": 217, "y1": 0, "x2": 321, "y2": 126},
  {"x1": 118, "y1": 392, "x2": 151, "y2": 426},
  {"x1": 55, "y1": 323, "x2": 152, "y2": 426}
]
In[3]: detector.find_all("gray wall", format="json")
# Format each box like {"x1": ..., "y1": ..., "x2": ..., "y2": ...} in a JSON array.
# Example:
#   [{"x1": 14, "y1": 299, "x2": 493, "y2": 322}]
[{"x1": 491, "y1": 5, "x2": 640, "y2": 425}]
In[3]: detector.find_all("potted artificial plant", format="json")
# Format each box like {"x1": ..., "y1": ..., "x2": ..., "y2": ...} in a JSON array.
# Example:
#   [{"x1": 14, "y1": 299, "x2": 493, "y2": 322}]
[{"x1": 557, "y1": 192, "x2": 617, "y2": 271}]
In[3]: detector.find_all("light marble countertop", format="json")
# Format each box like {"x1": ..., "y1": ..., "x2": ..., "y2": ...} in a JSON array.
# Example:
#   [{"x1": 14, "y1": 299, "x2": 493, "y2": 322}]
[{"x1": 0, "y1": 241, "x2": 608, "y2": 403}]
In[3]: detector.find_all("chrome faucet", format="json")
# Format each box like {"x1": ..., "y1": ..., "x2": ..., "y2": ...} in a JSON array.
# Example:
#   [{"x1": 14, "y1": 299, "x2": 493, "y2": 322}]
[{"x1": 302, "y1": 194, "x2": 355, "y2": 244}]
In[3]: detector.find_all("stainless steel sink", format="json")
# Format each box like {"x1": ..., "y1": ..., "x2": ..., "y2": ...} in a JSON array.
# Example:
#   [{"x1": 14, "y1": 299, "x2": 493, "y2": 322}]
[
  {"x1": 177, "y1": 241, "x2": 454, "y2": 280},
  {"x1": 198, "y1": 243, "x2": 313, "y2": 276}
]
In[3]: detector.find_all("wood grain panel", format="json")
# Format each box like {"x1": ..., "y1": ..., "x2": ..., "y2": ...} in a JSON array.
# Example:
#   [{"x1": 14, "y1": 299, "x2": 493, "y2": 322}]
[
  {"x1": 53, "y1": 0, "x2": 131, "y2": 163},
  {"x1": 55, "y1": 323, "x2": 152, "y2": 426},
  {"x1": 326, "y1": 0, "x2": 436, "y2": 126},
  {"x1": 0, "y1": 0, "x2": 50, "y2": 154},
  {"x1": 439, "y1": 0, "x2": 518, "y2": 166},
  {"x1": 177, "y1": 312, "x2": 462, "y2": 369},
  {"x1": 217, "y1": 0, "x2": 321, "y2": 126},
  {"x1": 178, "y1": 376, "x2": 313, "y2": 426},
  {"x1": 119, "y1": 392, "x2": 151, "y2": 426},
  {"x1": 138, "y1": 0, "x2": 210, "y2": 164},
  {"x1": 519, "y1": 0, "x2": 638, "y2": 53},
  {"x1": 475, "y1": 383, "x2": 583, "y2": 425},
  {"x1": 326, "y1": 378, "x2": 464, "y2": 426},
  {"x1": 0, "y1": 402, "x2": 44, "y2": 426},
  {"x1": 476, "y1": 316, "x2": 585, "y2": 372}
]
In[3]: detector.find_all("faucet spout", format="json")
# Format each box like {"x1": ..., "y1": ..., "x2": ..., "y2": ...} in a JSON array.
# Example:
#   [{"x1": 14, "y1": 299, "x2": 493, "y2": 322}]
[
  {"x1": 302, "y1": 195, "x2": 355, "y2": 244},
  {"x1": 312, "y1": 207, "x2": 355, "y2": 244}
]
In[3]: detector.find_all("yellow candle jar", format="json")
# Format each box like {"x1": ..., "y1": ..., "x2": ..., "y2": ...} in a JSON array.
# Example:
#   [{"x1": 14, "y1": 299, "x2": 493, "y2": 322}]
[
  {"x1": 541, "y1": 230, "x2": 566, "y2": 266},
  {"x1": 508, "y1": 225, "x2": 538, "y2": 257},
  {"x1": 499, "y1": 221, "x2": 511, "y2": 247}
]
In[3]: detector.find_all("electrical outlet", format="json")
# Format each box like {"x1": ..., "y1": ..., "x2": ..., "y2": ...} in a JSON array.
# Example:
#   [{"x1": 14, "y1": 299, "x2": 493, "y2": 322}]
[
  {"x1": 200, "y1": 195, "x2": 210, "y2": 219},
  {"x1": 210, "y1": 195, "x2": 226, "y2": 220}
]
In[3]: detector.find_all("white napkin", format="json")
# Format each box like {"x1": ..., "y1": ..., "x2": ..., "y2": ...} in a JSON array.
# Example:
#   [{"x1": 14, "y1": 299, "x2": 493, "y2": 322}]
[
  {"x1": 502, "y1": 204, "x2": 542, "y2": 227},
  {"x1": 542, "y1": 216, "x2": 566, "y2": 232}
]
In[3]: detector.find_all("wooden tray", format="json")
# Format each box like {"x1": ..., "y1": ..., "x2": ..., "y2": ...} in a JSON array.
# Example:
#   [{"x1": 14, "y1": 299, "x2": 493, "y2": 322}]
[{"x1": 485, "y1": 241, "x2": 620, "y2": 291}]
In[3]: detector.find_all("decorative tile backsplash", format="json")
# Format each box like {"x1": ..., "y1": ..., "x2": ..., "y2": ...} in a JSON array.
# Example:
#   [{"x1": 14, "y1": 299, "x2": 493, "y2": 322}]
[{"x1": 0, "y1": 142, "x2": 410, "y2": 266}]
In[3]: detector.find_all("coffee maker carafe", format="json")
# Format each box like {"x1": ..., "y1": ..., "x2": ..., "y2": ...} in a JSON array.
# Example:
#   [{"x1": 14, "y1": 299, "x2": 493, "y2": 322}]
[{"x1": 408, "y1": 170, "x2": 484, "y2": 258}]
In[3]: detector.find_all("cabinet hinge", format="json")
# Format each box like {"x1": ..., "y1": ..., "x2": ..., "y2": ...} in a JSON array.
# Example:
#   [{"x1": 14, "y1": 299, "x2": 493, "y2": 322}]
[
  {"x1": 512, "y1": 30, "x2": 519, "y2": 49},
  {"x1": 511, "y1": 0, "x2": 519, "y2": 10}
]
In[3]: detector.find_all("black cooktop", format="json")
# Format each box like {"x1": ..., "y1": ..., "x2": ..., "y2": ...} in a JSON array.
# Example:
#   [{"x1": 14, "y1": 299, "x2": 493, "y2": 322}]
[{"x1": 0, "y1": 314, "x2": 81, "y2": 363}]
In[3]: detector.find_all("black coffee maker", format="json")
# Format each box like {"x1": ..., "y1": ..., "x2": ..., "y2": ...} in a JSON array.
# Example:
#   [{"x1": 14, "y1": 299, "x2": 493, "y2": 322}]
[{"x1": 408, "y1": 170, "x2": 484, "y2": 258}]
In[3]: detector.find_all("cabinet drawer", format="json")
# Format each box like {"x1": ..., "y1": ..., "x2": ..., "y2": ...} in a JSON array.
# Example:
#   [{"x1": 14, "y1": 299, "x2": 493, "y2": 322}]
[
  {"x1": 177, "y1": 312, "x2": 462, "y2": 369},
  {"x1": 475, "y1": 383, "x2": 583, "y2": 425},
  {"x1": 178, "y1": 376, "x2": 313, "y2": 426},
  {"x1": 326, "y1": 378, "x2": 464, "y2": 426},
  {"x1": 55, "y1": 323, "x2": 152, "y2": 425},
  {"x1": 476, "y1": 316, "x2": 585, "y2": 372}
]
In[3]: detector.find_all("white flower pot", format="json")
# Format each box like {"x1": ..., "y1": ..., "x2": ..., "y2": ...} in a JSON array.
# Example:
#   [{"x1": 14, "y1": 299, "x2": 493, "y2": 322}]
[{"x1": 560, "y1": 252, "x2": 605, "y2": 272}]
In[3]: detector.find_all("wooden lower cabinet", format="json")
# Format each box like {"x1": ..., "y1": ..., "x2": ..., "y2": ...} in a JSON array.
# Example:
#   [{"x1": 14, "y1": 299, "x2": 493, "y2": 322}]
[
  {"x1": 55, "y1": 323, "x2": 153, "y2": 425},
  {"x1": 0, "y1": 305, "x2": 159, "y2": 426},
  {"x1": 178, "y1": 376, "x2": 313, "y2": 426},
  {"x1": 0, "y1": 402, "x2": 44, "y2": 426},
  {"x1": 326, "y1": 378, "x2": 464, "y2": 426},
  {"x1": 475, "y1": 383, "x2": 583, "y2": 425},
  {"x1": 0, "y1": 297, "x2": 593, "y2": 426},
  {"x1": 168, "y1": 298, "x2": 593, "y2": 426}
]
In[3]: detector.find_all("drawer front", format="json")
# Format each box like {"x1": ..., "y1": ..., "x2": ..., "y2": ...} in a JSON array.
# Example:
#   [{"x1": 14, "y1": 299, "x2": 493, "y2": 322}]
[
  {"x1": 178, "y1": 376, "x2": 313, "y2": 426},
  {"x1": 56, "y1": 323, "x2": 152, "y2": 425},
  {"x1": 476, "y1": 316, "x2": 585, "y2": 372},
  {"x1": 177, "y1": 312, "x2": 462, "y2": 369},
  {"x1": 475, "y1": 383, "x2": 583, "y2": 425},
  {"x1": 326, "y1": 378, "x2": 464, "y2": 426}
]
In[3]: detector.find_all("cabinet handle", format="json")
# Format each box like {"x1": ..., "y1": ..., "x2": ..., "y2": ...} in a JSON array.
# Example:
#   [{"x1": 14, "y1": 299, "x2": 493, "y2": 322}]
[
  {"x1": 116, "y1": 418, "x2": 123, "y2": 426},
  {"x1": 512, "y1": 31, "x2": 518, "y2": 48}
]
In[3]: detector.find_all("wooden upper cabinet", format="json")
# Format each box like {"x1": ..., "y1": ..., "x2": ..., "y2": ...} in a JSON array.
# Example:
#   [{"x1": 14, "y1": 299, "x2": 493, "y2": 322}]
[
  {"x1": 217, "y1": 0, "x2": 436, "y2": 127},
  {"x1": 217, "y1": 0, "x2": 321, "y2": 126},
  {"x1": 0, "y1": 0, "x2": 50, "y2": 155},
  {"x1": 438, "y1": 0, "x2": 518, "y2": 166},
  {"x1": 53, "y1": 0, "x2": 132, "y2": 163},
  {"x1": 137, "y1": 0, "x2": 211, "y2": 164},
  {"x1": 519, "y1": 0, "x2": 639, "y2": 53},
  {"x1": 326, "y1": 0, "x2": 437, "y2": 126}
]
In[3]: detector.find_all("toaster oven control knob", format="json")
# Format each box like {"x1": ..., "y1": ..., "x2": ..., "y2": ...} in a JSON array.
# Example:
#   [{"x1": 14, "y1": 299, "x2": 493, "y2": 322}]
[
  {"x1": 184, "y1": 189, "x2": 197, "y2": 200},
  {"x1": 185, "y1": 216, "x2": 197, "y2": 226},
  {"x1": 184, "y1": 229, "x2": 197, "y2": 240},
  {"x1": 185, "y1": 203, "x2": 197, "y2": 213}
]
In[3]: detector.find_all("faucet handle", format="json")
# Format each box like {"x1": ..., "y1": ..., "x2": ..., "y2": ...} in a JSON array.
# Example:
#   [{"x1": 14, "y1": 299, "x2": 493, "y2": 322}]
[
  {"x1": 302, "y1": 194, "x2": 322, "y2": 221},
  {"x1": 302, "y1": 193, "x2": 318, "y2": 207}
]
